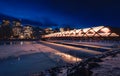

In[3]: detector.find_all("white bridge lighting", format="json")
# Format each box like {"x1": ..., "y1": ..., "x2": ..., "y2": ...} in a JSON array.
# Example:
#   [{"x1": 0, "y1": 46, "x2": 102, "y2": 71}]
[{"x1": 42, "y1": 26, "x2": 119, "y2": 39}]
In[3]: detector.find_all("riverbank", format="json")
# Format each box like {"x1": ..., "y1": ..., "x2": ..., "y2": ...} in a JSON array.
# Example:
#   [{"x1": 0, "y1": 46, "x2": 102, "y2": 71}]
[
  {"x1": 67, "y1": 48, "x2": 120, "y2": 76},
  {"x1": 92, "y1": 53, "x2": 120, "y2": 76}
]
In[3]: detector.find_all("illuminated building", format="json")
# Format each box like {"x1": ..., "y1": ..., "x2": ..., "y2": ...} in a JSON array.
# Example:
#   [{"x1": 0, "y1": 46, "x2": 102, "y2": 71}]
[
  {"x1": 23, "y1": 25, "x2": 33, "y2": 39},
  {"x1": 2, "y1": 20, "x2": 10, "y2": 26},
  {"x1": 44, "y1": 28, "x2": 54, "y2": 34},
  {"x1": 12, "y1": 21, "x2": 22, "y2": 38},
  {"x1": 1, "y1": 20, "x2": 12, "y2": 39},
  {"x1": 60, "y1": 28, "x2": 64, "y2": 32}
]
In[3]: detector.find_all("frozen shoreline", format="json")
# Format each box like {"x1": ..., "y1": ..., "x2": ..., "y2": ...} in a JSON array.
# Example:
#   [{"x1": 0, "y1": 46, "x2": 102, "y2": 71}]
[
  {"x1": 67, "y1": 48, "x2": 120, "y2": 76},
  {"x1": 92, "y1": 53, "x2": 120, "y2": 76}
]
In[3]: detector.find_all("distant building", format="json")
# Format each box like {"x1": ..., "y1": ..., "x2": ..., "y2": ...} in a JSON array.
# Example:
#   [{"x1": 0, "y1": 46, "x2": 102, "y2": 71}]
[
  {"x1": 60, "y1": 28, "x2": 64, "y2": 32},
  {"x1": 1, "y1": 20, "x2": 12, "y2": 39},
  {"x1": 44, "y1": 28, "x2": 54, "y2": 34},
  {"x1": 0, "y1": 19, "x2": 41, "y2": 39},
  {"x1": 12, "y1": 21, "x2": 22, "y2": 38},
  {"x1": 23, "y1": 25, "x2": 33, "y2": 39}
]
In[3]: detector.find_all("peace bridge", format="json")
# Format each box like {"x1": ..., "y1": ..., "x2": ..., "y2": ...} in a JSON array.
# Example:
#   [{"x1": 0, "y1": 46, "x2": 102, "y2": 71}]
[{"x1": 42, "y1": 26, "x2": 120, "y2": 41}]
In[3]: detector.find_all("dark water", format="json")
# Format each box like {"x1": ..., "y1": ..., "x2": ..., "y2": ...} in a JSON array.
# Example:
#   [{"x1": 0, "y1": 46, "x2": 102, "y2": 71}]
[
  {"x1": 0, "y1": 41, "x2": 77, "y2": 76},
  {"x1": 0, "y1": 41, "x2": 57, "y2": 76},
  {"x1": 0, "y1": 41, "x2": 37, "y2": 46},
  {"x1": 0, "y1": 41, "x2": 102, "y2": 76},
  {"x1": 37, "y1": 41, "x2": 96, "y2": 58},
  {"x1": 0, "y1": 53, "x2": 57, "y2": 76},
  {"x1": 0, "y1": 41, "x2": 24, "y2": 45}
]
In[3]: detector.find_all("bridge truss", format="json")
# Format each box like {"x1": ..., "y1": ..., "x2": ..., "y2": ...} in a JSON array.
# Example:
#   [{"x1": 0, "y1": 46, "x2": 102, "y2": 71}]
[{"x1": 42, "y1": 26, "x2": 120, "y2": 41}]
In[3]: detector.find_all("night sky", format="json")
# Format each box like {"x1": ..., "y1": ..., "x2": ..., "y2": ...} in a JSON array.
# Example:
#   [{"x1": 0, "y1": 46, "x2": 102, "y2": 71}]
[{"x1": 0, "y1": 0, "x2": 120, "y2": 28}]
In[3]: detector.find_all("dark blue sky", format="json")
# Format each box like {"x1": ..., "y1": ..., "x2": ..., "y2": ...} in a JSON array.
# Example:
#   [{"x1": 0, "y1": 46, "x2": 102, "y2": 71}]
[{"x1": 0, "y1": 0, "x2": 120, "y2": 28}]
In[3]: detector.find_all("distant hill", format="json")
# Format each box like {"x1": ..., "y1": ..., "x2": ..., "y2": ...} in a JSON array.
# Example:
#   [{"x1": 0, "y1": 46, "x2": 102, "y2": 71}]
[{"x1": 0, "y1": 13, "x2": 43, "y2": 27}]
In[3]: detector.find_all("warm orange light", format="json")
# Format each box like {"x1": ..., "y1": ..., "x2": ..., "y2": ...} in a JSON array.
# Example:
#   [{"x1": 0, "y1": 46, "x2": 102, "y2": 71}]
[
  {"x1": 20, "y1": 35, "x2": 24, "y2": 39},
  {"x1": 42, "y1": 26, "x2": 119, "y2": 38},
  {"x1": 101, "y1": 27, "x2": 110, "y2": 33},
  {"x1": 55, "y1": 52, "x2": 82, "y2": 63}
]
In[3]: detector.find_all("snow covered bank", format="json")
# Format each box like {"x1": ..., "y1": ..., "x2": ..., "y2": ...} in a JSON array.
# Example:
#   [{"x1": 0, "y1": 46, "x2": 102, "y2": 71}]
[
  {"x1": 67, "y1": 48, "x2": 120, "y2": 76},
  {"x1": 92, "y1": 53, "x2": 120, "y2": 76}
]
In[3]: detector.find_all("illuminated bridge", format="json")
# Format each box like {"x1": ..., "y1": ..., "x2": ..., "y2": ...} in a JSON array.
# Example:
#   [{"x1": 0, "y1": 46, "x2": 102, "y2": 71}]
[{"x1": 42, "y1": 26, "x2": 120, "y2": 41}]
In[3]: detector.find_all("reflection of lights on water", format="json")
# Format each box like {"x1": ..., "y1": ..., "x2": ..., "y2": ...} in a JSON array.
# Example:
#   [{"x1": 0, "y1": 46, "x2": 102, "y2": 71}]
[
  {"x1": 20, "y1": 35, "x2": 24, "y2": 39},
  {"x1": 17, "y1": 57, "x2": 20, "y2": 61},
  {"x1": 20, "y1": 41, "x2": 23, "y2": 45},
  {"x1": 54, "y1": 52, "x2": 82, "y2": 63},
  {"x1": 24, "y1": 42, "x2": 31, "y2": 44},
  {"x1": 43, "y1": 41, "x2": 101, "y2": 54},
  {"x1": 10, "y1": 42, "x2": 12, "y2": 45}
]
